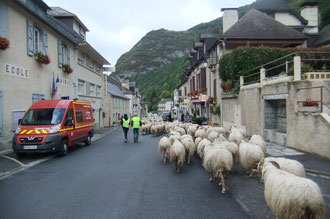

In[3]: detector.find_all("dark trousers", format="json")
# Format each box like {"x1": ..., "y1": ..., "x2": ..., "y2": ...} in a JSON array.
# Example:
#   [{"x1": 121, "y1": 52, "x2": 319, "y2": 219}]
[{"x1": 122, "y1": 127, "x2": 129, "y2": 140}]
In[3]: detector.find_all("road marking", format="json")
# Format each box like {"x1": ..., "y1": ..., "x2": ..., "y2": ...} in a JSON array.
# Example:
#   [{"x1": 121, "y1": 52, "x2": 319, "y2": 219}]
[
  {"x1": 0, "y1": 155, "x2": 55, "y2": 181},
  {"x1": 0, "y1": 149, "x2": 13, "y2": 155},
  {"x1": 307, "y1": 172, "x2": 330, "y2": 180},
  {"x1": 0, "y1": 154, "x2": 25, "y2": 166}
]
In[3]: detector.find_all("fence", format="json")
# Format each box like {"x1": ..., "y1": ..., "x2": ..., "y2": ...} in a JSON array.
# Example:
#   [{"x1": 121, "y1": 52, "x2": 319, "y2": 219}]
[{"x1": 241, "y1": 51, "x2": 330, "y2": 87}]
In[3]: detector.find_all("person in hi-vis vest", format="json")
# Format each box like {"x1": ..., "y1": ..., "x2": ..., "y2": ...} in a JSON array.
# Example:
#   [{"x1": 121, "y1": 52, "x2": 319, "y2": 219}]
[
  {"x1": 130, "y1": 114, "x2": 142, "y2": 142},
  {"x1": 120, "y1": 114, "x2": 130, "y2": 142}
]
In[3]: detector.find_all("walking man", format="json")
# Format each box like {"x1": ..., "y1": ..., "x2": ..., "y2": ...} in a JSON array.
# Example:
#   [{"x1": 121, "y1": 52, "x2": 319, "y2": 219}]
[
  {"x1": 120, "y1": 114, "x2": 130, "y2": 142},
  {"x1": 131, "y1": 114, "x2": 142, "y2": 142}
]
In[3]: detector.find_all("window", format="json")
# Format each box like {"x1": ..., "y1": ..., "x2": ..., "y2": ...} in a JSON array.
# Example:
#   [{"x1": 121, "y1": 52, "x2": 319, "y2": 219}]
[
  {"x1": 213, "y1": 79, "x2": 217, "y2": 97},
  {"x1": 113, "y1": 98, "x2": 115, "y2": 108},
  {"x1": 79, "y1": 27, "x2": 86, "y2": 39},
  {"x1": 66, "y1": 109, "x2": 73, "y2": 120},
  {"x1": 73, "y1": 20, "x2": 79, "y2": 33},
  {"x1": 78, "y1": 80, "x2": 85, "y2": 94},
  {"x1": 58, "y1": 40, "x2": 70, "y2": 67},
  {"x1": 34, "y1": 27, "x2": 41, "y2": 53},
  {"x1": 96, "y1": 86, "x2": 101, "y2": 97},
  {"x1": 78, "y1": 51, "x2": 84, "y2": 65},
  {"x1": 12, "y1": 111, "x2": 26, "y2": 131},
  {"x1": 32, "y1": 93, "x2": 45, "y2": 103},
  {"x1": 86, "y1": 55, "x2": 94, "y2": 69},
  {"x1": 197, "y1": 73, "x2": 200, "y2": 90},
  {"x1": 89, "y1": 83, "x2": 95, "y2": 96},
  {"x1": 76, "y1": 111, "x2": 83, "y2": 122},
  {"x1": 96, "y1": 63, "x2": 101, "y2": 73},
  {"x1": 27, "y1": 20, "x2": 48, "y2": 56}
]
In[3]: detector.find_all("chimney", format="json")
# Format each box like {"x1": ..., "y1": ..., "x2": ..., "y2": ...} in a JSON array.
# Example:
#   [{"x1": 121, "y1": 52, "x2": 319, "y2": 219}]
[
  {"x1": 300, "y1": 2, "x2": 319, "y2": 34},
  {"x1": 221, "y1": 8, "x2": 238, "y2": 33}
]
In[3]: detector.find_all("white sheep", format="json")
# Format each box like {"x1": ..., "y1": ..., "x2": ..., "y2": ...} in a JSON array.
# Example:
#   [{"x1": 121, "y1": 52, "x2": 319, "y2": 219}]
[
  {"x1": 262, "y1": 161, "x2": 325, "y2": 219},
  {"x1": 181, "y1": 134, "x2": 194, "y2": 142},
  {"x1": 197, "y1": 138, "x2": 212, "y2": 159},
  {"x1": 169, "y1": 139, "x2": 186, "y2": 172},
  {"x1": 258, "y1": 157, "x2": 306, "y2": 181},
  {"x1": 174, "y1": 127, "x2": 186, "y2": 135},
  {"x1": 195, "y1": 137, "x2": 202, "y2": 149},
  {"x1": 213, "y1": 127, "x2": 226, "y2": 135},
  {"x1": 239, "y1": 140, "x2": 264, "y2": 177},
  {"x1": 169, "y1": 131, "x2": 181, "y2": 144},
  {"x1": 187, "y1": 125, "x2": 197, "y2": 136},
  {"x1": 249, "y1": 134, "x2": 267, "y2": 155},
  {"x1": 207, "y1": 131, "x2": 219, "y2": 142},
  {"x1": 222, "y1": 141, "x2": 239, "y2": 163},
  {"x1": 230, "y1": 126, "x2": 246, "y2": 136},
  {"x1": 195, "y1": 129, "x2": 207, "y2": 139},
  {"x1": 228, "y1": 130, "x2": 244, "y2": 145},
  {"x1": 203, "y1": 146, "x2": 233, "y2": 193},
  {"x1": 180, "y1": 137, "x2": 196, "y2": 165},
  {"x1": 158, "y1": 136, "x2": 171, "y2": 164}
]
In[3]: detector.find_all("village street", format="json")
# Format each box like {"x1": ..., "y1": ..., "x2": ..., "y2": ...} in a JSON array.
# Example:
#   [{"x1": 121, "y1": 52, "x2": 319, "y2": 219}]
[{"x1": 0, "y1": 127, "x2": 329, "y2": 219}]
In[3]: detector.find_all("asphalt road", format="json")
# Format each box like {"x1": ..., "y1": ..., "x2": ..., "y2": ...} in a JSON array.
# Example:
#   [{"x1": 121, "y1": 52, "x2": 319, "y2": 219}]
[{"x1": 0, "y1": 128, "x2": 254, "y2": 219}]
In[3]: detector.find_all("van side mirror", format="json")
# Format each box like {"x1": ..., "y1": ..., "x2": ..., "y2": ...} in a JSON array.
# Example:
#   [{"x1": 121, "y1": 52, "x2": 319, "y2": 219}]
[
  {"x1": 18, "y1": 119, "x2": 22, "y2": 125},
  {"x1": 65, "y1": 117, "x2": 73, "y2": 126}
]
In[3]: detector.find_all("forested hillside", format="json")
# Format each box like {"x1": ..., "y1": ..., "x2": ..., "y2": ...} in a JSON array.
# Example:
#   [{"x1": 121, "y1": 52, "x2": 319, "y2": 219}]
[{"x1": 114, "y1": 0, "x2": 330, "y2": 111}]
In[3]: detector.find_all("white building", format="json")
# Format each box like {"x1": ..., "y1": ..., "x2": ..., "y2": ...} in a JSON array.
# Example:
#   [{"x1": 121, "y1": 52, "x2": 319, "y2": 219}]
[{"x1": 0, "y1": 0, "x2": 109, "y2": 150}]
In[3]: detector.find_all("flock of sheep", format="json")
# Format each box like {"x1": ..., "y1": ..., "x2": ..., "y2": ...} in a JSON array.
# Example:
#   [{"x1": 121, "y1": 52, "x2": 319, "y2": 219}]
[{"x1": 140, "y1": 116, "x2": 326, "y2": 219}]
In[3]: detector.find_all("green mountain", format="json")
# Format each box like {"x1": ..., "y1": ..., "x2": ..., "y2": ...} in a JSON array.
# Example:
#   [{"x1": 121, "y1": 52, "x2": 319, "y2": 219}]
[{"x1": 114, "y1": 0, "x2": 329, "y2": 111}]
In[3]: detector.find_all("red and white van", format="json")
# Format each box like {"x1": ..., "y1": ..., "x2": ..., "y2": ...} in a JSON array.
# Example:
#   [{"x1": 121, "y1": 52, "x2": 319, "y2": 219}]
[{"x1": 12, "y1": 99, "x2": 94, "y2": 156}]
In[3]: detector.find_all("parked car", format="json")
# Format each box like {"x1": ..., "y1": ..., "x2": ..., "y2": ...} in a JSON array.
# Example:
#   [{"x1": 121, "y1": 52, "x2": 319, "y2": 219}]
[
  {"x1": 12, "y1": 99, "x2": 94, "y2": 157},
  {"x1": 162, "y1": 111, "x2": 171, "y2": 121}
]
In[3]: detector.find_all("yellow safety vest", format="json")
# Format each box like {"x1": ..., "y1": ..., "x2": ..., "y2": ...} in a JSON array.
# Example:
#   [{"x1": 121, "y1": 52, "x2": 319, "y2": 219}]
[
  {"x1": 122, "y1": 118, "x2": 130, "y2": 128},
  {"x1": 132, "y1": 116, "x2": 140, "y2": 129}
]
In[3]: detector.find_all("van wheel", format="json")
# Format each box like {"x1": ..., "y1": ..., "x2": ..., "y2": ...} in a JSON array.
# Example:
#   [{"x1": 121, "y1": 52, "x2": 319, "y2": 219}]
[
  {"x1": 85, "y1": 134, "x2": 92, "y2": 146},
  {"x1": 59, "y1": 140, "x2": 68, "y2": 156},
  {"x1": 16, "y1": 152, "x2": 26, "y2": 158}
]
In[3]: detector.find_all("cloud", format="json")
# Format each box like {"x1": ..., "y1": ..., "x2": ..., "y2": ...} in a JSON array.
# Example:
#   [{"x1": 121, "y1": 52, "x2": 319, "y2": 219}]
[{"x1": 44, "y1": 0, "x2": 256, "y2": 64}]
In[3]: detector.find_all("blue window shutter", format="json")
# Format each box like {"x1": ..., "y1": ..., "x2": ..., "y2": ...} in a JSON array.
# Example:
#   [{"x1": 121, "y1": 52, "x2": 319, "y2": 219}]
[
  {"x1": 58, "y1": 40, "x2": 62, "y2": 67},
  {"x1": 0, "y1": 90, "x2": 3, "y2": 134},
  {"x1": 0, "y1": 1, "x2": 8, "y2": 38},
  {"x1": 42, "y1": 30, "x2": 48, "y2": 55},
  {"x1": 66, "y1": 47, "x2": 70, "y2": 65},
  {"x1": 27, "y1": 20, "x2": 34, "y2": 56}
]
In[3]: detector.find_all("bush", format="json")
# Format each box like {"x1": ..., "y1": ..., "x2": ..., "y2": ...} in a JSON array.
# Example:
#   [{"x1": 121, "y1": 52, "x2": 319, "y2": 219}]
[
  {"x1": 193, "y1": 116, "x2": 208, "y2": 125},
  {"x1": 219, "y1": 46, "x2": 293, "y2": 84}
]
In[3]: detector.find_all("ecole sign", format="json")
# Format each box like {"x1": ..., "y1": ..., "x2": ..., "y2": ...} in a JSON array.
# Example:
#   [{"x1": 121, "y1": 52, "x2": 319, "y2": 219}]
[{"x1": 5, "y1": 63, "x2": 29, "y2": 78}]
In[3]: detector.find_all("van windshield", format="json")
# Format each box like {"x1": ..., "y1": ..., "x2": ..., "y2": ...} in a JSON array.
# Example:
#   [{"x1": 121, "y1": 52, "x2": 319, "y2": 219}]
[{"x1": 21, "y1": 108, "x2": 66, "y2": 125}]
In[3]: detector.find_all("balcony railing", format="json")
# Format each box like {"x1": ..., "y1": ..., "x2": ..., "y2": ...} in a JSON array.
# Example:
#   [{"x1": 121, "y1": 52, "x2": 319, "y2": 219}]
[{"x1": 240, "y1": 51, "x2": 330, "y2": 87}]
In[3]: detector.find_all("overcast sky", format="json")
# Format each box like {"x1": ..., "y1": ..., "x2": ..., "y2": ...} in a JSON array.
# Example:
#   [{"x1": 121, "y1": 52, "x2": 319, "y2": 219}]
[{"x1": 44, "y1": 0, "x2": 255, "y2": 66}]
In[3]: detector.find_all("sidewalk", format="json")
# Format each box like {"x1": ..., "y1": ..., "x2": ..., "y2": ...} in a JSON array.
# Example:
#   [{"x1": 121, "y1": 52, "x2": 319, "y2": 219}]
[
  {"x1": 0, "y1": 126, "x2": 119, "y2": 180},
  {"x1": 267, "y1": 143, "x2": 330, "y2": 176}
]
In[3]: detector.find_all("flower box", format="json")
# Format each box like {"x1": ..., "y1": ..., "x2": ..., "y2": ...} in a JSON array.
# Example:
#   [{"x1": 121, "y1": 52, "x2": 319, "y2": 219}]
[
  {"x1": 34, "y1": 51, "x2": 51, "y2": 65},
  {"x1": 302, "y1": 99, "x2": 319, "y2": 107},
  {"x1": 0, "y1": 37, "x2": 10, "y2": 50},
  {"x1": 62, "y1": 64, "x2": 73, "y2": 74}
]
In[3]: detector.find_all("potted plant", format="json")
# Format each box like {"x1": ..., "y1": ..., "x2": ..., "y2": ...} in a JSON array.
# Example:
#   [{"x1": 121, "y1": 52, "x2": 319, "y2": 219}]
[
  {"x1": 207, "y1": 97, "x2": 214, "y2": 104},
  {"x1": 34, "y1": 51, "x2": 51, "y2": 65},
  {"x1": 221, "y1": 80, "x2": 232, "y2": 93},
  {"x1": 62, "y1": 64, "x2": 73, "y2": 74},
  {"x1": 191, "y1": 90, "x2": 196, "y2": 97},
  {"x1": 0, "y1": 37, "x2": 10, "y2": 50}
]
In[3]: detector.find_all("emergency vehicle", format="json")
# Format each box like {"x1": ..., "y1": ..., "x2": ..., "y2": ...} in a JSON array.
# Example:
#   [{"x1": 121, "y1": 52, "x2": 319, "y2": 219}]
[{"x1": 12, "y1": 99, "x2": 94, "y2": 156}]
